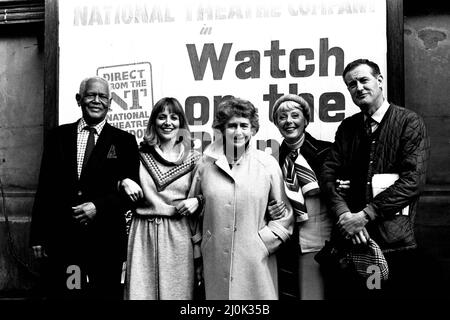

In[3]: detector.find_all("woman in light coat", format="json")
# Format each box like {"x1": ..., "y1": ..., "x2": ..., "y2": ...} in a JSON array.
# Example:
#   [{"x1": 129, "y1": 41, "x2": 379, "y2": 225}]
[{"x1": 189, "y1": 97, "x2": 294, "y2": 300}]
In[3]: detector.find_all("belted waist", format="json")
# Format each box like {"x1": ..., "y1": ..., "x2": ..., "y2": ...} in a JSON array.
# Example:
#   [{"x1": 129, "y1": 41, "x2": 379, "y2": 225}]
[
  {"x1": 133, "y1": 212, "x2": 176, "y2": 221},
  {"x1": 147, "y1": 217, "x2": 163, "y2": 224},
  {"x1": 134, "y1": 207, "x2": 176, "y2": 218}
]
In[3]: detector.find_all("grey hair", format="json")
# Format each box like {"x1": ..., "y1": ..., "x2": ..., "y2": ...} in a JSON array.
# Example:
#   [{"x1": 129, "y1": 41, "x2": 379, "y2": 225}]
[{"x1": 78, "y1": 76, "x2": 110, "y2": 97}]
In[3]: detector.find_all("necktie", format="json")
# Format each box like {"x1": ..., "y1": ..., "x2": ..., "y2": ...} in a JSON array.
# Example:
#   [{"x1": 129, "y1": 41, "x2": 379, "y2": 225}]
[
  {"x1": 82, "y1": 126, "x2": 96, "y2": 170},
  {"x1": 365, "y1": 117, "x2": 374, "y2": 136}
]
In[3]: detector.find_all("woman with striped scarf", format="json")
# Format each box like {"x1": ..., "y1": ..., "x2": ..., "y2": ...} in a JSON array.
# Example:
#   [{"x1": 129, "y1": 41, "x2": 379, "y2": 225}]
[{"x1": 269, "y1": 94, "x2": 349, "y2": 300}]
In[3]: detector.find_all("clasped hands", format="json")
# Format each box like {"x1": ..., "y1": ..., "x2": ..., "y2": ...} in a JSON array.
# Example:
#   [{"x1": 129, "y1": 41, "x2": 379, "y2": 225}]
[
  {"x1": 334, "y1": 179, "x2": 370, "y2": 244},
  {"x1": 338, "y1": 211, "x2": 370, "y2": 245}
]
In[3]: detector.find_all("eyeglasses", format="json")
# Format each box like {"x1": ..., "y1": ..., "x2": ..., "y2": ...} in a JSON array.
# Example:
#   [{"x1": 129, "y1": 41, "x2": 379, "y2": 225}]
[{"x1": 84, "y1": 93, "x2": 109, "y2": 104}]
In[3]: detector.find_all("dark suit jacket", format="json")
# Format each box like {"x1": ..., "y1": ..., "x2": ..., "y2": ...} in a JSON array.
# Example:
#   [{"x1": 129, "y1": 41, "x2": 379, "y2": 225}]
[{"x1": 30, "y1": 121, "x2": 139, "y2": 262}]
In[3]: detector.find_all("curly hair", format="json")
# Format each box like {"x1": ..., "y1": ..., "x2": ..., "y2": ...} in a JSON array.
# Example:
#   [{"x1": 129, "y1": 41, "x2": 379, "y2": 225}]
[{"x1": 212, "y1": 97, "x2": 259, "y2": 134}]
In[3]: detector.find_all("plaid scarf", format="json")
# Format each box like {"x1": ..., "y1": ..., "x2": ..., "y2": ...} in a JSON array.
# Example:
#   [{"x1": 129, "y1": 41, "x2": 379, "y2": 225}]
[{"x1": 282, "y1": 134, "x2": 320, "y2": 222}]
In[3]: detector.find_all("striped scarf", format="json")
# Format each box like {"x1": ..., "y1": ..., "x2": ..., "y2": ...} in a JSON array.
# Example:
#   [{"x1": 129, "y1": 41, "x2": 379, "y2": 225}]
[{"x1": 282, "y1": 135, "x2": 320, "y2": 222}]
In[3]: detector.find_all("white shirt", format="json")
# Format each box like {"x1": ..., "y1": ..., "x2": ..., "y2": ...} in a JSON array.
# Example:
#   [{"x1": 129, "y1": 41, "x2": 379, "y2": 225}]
[{"x1": 365, "y1": 99, "x2": 390, "y2": 133}]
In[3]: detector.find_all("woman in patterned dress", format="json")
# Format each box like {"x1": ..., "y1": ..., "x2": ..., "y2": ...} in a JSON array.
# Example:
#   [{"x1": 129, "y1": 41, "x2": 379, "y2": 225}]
[{"x1": 119, "y1": 97, "x2": 202, "y2": 300}]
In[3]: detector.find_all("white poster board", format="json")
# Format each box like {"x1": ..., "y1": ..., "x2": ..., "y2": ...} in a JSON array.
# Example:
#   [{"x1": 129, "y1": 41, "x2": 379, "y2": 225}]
[{"x1": 58, "y1": 0, "x2": 387, "y2": 154}]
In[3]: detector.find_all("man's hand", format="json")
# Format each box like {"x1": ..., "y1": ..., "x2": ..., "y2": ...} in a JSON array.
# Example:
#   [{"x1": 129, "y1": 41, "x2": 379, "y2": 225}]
[
  {"x1": 338, "y1": 211, "x2": 368, "y2": 238},
  {"x1": 32, "y1": 245, "x2": 48, "y2": 259},
  {"x1": 119, "y1": 178, "x2": 143, "y2": 202},
  {"x1": 351, "y1": 228, "x2": 370, "y2": 245},
  {"x1": 176, "y1": 198, "x2": 199, "y2": 216},
  {"x1": 336, "y1": 179, "x2": 350, "y2": 197},
  {"x1": 72, "y1": 202, "x2": 97, "y2": 226},
  {"x1": 267, "y1": 200, "x2": 286, "y2": 220}
]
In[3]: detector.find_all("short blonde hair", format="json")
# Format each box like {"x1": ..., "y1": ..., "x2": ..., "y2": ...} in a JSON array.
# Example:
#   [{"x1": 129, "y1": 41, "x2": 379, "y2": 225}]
[{"x1": 272, "y1": 94, "x2": 310, "y2": 126}]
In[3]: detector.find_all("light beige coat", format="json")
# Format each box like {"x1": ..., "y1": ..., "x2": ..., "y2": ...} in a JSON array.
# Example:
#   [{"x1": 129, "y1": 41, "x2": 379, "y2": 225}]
[{"x1": 189, "y1": 140, "x2": 294, "y2": 300}]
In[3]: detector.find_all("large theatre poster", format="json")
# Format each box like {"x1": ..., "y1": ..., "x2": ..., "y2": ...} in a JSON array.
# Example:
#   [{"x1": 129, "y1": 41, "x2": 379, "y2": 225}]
[{"x1": 58, "y1": 0, "x2": 387, "y2": 155}]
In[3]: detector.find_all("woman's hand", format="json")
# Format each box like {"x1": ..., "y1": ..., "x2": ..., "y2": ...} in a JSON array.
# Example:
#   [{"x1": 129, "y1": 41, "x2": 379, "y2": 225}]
[
  {"x1": 336, "y1": 179, "x2": 350, "y2": 197},
  {"x1": 176, "y1": 197, "x2": 199, "y2": 216},
  {"x1": 32, "y1": 245, "x2": 48, "y2": 259},
  {"x1": 267, "y1": 200, "x2": 286, "y2": 220},
  {"x1": 119, "y1": 178, "x2": 143, "y2": 202}
]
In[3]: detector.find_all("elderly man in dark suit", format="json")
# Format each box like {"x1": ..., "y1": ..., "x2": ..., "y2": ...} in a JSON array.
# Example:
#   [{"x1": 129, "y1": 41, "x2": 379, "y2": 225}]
[{"x1": 30, "y1": 76, "x2": 139, "y2": 299}]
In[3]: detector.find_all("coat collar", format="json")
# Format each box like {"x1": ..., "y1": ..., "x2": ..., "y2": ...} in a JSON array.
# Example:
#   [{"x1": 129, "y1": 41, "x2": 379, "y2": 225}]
[
  {"x1": 366, "y1": 99, "x2": 390, "y2": 125},
  {"x1": 204, "y1": 137, "x2": 254, "y2": 178}
]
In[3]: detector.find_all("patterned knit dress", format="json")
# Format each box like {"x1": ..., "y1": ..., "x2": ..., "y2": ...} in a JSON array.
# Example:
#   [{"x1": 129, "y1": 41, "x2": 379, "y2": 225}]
[{"x1": 124, "y1": 144, "x2": 200, "y2": 300}]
